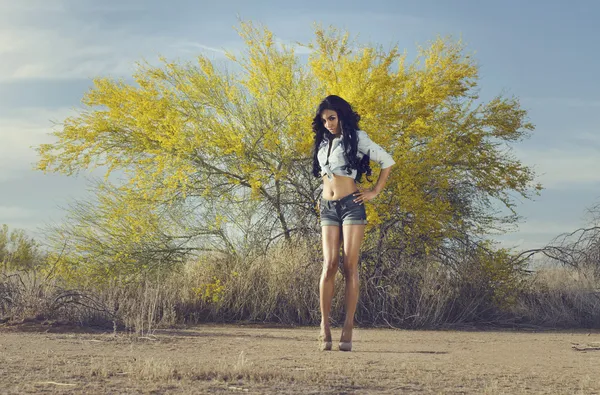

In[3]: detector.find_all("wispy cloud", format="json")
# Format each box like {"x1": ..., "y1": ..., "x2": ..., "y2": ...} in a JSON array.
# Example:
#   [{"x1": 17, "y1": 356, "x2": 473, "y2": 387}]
[
  {"x1": 495, "y1": 218, "x2": 587, "y2": 251},
  {"x1": 522, "y1": 97, "x2": 600, "y2": 108},
  {"x1": 0, "y1": 107, "x2": 75, "y2": 181},
  {"x1": 0, "y1": 5, "x2": 431, "y2": 83},
  {"x1": 0, "y1": 204, "x2": 42, "y2": 235},
  {"x1": 570, "y1": 131, "x2": 600, "y2": 150},
  {"x1": 515, "y1": 146, "x2": 600, "y2": 189},
  {"x1": 516, "y1": 219, "x2": 586, "y2": 236},
  {"x1": 0, "y1": 25, "x2": 180, "y2": 81},
  {"x1": 0, "y1": 0, "x2": 144, "y2": 13},
  {"x1": 172, "y1": 41, "x2": 230, "y2": 56},
  {"x1": 0, "y1": 0, "x2": 68, "y2": 12},
  {"x1": 275, "y1": 38, "x2": 313, "y2": 55},
  {"x1": 0, "y1": 205, "x2": 36, "y2": 220},
  {"x1": 0, "y1": 2, "x2": 229, "y2": 82}
]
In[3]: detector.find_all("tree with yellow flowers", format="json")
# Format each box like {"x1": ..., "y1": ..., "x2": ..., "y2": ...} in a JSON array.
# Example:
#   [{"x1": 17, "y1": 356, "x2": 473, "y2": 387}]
[{"x1": 37, "y1": 21, "x2": 541, "y2": 276}]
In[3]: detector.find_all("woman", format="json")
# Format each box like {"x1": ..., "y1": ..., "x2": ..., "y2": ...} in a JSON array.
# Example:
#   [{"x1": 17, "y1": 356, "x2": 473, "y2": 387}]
[{"x1": 312, "y1": 95, "x2": 395, "y2": 351}]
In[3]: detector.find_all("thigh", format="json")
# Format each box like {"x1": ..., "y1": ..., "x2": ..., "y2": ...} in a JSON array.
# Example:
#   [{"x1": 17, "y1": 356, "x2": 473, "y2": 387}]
[
  {"x1": 341, "y1": 224, "x2": 366, "y2": 264},
  {"x1": 322, "y1": 225, "x2": 342, "y2": 265}
]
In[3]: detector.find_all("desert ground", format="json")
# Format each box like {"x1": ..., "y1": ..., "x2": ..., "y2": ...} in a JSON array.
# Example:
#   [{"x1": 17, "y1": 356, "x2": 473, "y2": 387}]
[{"x1": 1, "y1": 324, "x2": 600, "y2": 394}]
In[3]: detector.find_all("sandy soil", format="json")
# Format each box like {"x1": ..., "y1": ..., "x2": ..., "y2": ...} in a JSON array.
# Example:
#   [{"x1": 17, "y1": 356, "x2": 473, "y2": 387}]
[{"x1": 1, "y1": 323, "x2": 600, "y2": 394}]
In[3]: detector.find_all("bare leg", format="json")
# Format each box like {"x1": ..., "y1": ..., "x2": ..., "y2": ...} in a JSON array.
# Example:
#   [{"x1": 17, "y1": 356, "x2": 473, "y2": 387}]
[
  {"x1": 320, "y1": 225, "x2": 342, "y2": 342},
  {"x1": 340, "y1": 224, "x2": 366, "y2": 344}
]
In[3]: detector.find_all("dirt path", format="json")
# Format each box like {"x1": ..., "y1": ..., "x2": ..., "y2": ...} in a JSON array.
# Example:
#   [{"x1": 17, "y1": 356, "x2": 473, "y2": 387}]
[{"x1": 1, "y1": 324, "x2": 600, "y2": 394}]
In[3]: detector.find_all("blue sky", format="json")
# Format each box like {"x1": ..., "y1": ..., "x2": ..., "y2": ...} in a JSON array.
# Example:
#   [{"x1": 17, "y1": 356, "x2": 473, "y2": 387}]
[{"x1": 1, "y1": 0, "x2": 599, "y2": 251}]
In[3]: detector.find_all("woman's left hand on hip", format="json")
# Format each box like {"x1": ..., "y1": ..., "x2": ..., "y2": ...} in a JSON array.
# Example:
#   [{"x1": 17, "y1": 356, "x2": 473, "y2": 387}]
[{"x1": 353, "y1": 189, "x2": 378, "y2": 204}]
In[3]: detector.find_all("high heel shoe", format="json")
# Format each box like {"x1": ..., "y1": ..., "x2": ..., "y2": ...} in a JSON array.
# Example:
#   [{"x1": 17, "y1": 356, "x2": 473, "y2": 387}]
[
  {"x1": 319, "y1": 334, "x2": 332, "y2": 351},
  {"x1": 338, "y1": 341, "x2": 352, "y2": 352},
  {"x1": 339, "y1": 326, "x2": 353, "y2": 351},
  {"x1": 320, "y1": 339, "x2": 333, "y2": 351}
]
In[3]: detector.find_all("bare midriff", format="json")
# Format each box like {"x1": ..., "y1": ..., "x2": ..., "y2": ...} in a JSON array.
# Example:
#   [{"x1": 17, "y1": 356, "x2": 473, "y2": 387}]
[{"x1": 322, "y1": 174, "x2": 357, "y2": 200}]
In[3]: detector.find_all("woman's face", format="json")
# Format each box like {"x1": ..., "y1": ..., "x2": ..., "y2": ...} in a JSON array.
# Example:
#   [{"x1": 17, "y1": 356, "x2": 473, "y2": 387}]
[{"x1": 321, "y1": 109, "x2": 341, "y2": 136}]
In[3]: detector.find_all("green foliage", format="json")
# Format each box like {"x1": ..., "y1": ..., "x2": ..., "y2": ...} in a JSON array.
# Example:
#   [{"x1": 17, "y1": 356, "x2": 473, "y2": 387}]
[{"x1": 0, "y1": 224, "x2": 43, "y2": 272}]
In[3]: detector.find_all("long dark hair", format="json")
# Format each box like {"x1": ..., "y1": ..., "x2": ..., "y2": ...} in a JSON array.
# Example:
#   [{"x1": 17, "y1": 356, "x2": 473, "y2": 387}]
[{"x1": 311, "y1": 95, "x2": 372, "y2": 182}]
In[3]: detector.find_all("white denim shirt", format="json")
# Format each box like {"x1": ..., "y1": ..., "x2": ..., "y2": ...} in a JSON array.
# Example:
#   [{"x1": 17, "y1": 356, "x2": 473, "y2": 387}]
[{"x1": 317, "y1": 130, "x2": 395, "y2": 180}]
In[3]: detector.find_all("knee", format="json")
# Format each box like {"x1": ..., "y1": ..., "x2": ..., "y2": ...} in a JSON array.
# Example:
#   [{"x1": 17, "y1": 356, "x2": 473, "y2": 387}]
[
  {"x1": 343, "y1": 268, "x2": 359, "y2": 281},
  {"x1": 342, "y1": 261, "x2": 359, "y2": 278},
  {"x1": 322, "y1": 259, "x2": 338, "y2": 279}
]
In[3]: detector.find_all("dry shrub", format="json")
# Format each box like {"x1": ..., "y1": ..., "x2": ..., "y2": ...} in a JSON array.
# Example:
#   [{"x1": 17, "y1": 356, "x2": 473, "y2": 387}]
[
  {"x1": 6, "y1": 234, "x2": 600, "y2": 331},
  {"x1": 190, "y1": 238, "x2": 325, "y2": 324},
  {"x1": 0, "y1": 270, "x2": 113, "y2": 325},
  {"x1": 169, "y1": 237, "x2": 520, "y2": 328},
  {"x1": 510, "y1": 223, "x2": 600, "y2": 328},
  {"x1": 92, "y1": 278, "x2": 180, "y2": 334},
  {"x1": 359, "y1": 260, "x2": 452, "y2": 327},
  {"x1": 512, "y1": 265, "x2": 600, "y2": 328},
  {"x1": 0, "y1": 241, "x2": 521, "y2": 330}
]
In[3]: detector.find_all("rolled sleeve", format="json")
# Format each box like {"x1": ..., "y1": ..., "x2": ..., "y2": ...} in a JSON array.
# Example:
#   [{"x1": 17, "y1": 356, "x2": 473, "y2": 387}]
[{"x1": 357, "y1": 130, "x2": 395, "y2": 168}]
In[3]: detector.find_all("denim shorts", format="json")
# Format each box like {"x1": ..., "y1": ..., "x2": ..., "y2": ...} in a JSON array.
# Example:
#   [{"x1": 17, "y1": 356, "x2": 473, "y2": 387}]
[{"x1": 319, "y1": 191, "x2": 368, "y2": 226}]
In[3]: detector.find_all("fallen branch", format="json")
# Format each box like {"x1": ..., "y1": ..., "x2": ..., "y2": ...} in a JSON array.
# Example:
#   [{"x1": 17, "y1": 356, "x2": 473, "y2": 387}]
[{"x1": 571, "y1": 343, "x2": 600, "y2": 352}]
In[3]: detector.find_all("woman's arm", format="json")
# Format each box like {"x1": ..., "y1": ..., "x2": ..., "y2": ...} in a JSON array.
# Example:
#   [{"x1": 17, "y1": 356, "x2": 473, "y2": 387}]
[
  {"x1": 356, "y1": 130, "x2": 395, "y2": 169},
  {"x1": 354, "y1": 130, "x2": 395, "y2": 204},
  {"x1": 353, "y1": 165, "x2": 393, "y2": 204}
]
